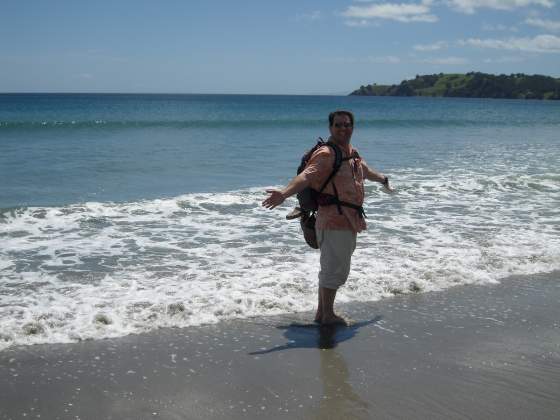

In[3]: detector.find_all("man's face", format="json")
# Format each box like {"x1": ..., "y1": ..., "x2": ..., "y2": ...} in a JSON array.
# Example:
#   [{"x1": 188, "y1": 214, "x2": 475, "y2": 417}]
[{"x1": 329, "y1": 114, "x2": 353, "y2": 145}]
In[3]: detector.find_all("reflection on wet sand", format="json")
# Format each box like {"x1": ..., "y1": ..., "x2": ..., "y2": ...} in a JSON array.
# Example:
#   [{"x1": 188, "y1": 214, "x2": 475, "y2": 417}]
[
  {"x1": 311, "y1": 325, "x2": 370, "y2": 420},
  {"x1": 249, "y1": 318, "x2": 381, "y2": 418}
]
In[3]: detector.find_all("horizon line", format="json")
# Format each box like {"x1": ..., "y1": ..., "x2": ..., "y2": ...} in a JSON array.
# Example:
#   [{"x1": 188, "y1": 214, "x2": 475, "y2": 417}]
[{"x1": 0, "y1": 91, "x2": 352, "y2": 96}]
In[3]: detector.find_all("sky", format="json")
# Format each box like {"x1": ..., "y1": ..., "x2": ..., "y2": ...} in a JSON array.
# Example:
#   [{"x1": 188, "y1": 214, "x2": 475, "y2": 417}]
[{"x1": 1, "y1": 0, "x2": 559, "y2": 94}]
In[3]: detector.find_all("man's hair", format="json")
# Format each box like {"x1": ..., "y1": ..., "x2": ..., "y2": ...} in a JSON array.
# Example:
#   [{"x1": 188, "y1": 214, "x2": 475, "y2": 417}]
[{"x1": 329, "y1": 110, "x2": 354, "y2": 127}]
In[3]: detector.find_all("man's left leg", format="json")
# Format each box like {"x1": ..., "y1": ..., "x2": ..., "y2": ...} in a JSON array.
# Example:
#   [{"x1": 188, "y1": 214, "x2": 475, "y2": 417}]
[
  {"x1": 314, "y1": 287, "x2": 323, "y2": 323},
  {"x1": 320, "y1": 286, "x2": 346, "y2": 324},
  {"x1": 315, "y1": 287, "x2": 343, "y2": 323},
  {"x1": 315, "y1": 229, "x2": 357, "y2": 324}
]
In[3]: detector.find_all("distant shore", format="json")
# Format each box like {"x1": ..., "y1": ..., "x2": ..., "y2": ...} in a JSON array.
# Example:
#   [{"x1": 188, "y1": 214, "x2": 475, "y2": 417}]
[
  {"x1": 350, "y1": 72, "x2": 560, "y2": 100},
  {"x1": 1, "y1": 271, "x2": 559, "y2": 419}
]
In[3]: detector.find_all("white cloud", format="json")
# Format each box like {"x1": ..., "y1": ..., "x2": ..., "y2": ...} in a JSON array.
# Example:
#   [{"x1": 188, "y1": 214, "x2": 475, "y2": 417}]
[
  {"x1": 367, "y1": 55, "x2": 402, "y2": 63},
  {"x1": 295, "y1": 11, "x2": 322, "y2": 21},
  {"x1": 414, "y1": 41, "x2": 448, "y2": 51},
  {"x1": 324, "y1": 55, "x2": 401, "y2": 64},
  {"x1": 417, "y1": 56, "x2": 469, "y2": 64},
  {"x1": 524, "y1": 18, "x2": 560, "y2": 32},
  {"x1": 447, "y1": 0, "x2": 554, "y2": 14},
  {"x1": 344, "y1": 19, "x2": 378, "y2": 27},
  {"x1": 483, "y1": 55, "x2": 526, "y2": 62},
  {"x1": 342, "y1": 1, "x2": 438, "y2": 23},
  {"x1": 74, "y1": 73, "x2": 94, "y2": 79},
  {"x1": 482, "y1": 23, "x2": 518, "y2": 31},
  {"x1": 325, "y1": 57, "x2": 359, "y2": 64},
  {"x1": 460, "y1": 34, "x2": 560, "y2": 53}
]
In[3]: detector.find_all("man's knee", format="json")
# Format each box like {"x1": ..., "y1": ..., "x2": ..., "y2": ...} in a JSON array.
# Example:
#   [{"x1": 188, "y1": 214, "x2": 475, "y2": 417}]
[
  {"x1": 319, "y1": 276, "x2": 346, "y2": 290},
  {"x1": 317, "y1": 229, "x2": 355, "y2": 289}
]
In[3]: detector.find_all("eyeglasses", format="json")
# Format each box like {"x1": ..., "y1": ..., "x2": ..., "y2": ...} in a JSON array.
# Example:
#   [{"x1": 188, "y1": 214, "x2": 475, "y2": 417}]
[{"x1": 333, "y1": 122, "x2": 353, "y2": 129}]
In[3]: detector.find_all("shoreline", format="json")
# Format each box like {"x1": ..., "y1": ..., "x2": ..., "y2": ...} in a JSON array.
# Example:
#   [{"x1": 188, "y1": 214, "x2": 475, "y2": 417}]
[{"x1": 1, "y1": 272, "x2": 559, "y2": 419}]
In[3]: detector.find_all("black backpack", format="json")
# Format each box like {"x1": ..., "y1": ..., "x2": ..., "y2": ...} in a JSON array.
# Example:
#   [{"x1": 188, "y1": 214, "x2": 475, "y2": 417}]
[
  {"x1": 286, "y1": 138, "x2": 365, "y2": 249},
  {"x1": 296, "y1": 137, "x2": 343, "y2": 213}
]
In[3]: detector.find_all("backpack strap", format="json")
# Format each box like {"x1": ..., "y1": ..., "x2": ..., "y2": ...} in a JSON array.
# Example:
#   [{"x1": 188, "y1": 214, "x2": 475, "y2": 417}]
[
  {"x1": 317, "y1": 145, "x2": 365, "y2": 218},
  {"x1": 331, "y1": 181, "x2": 343, "y2": 215},
  {"x1": 317, "y1": 142, "x2": 343, "y2": 194},
  {"x1": 317, "y1": 193, "x2": 366, "y2": 218}
]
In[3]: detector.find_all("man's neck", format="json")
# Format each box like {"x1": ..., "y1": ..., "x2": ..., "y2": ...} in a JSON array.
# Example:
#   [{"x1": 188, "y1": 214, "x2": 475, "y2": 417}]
[{"x1": 328, "y1": 136, "x2": 352, "y2": 152}]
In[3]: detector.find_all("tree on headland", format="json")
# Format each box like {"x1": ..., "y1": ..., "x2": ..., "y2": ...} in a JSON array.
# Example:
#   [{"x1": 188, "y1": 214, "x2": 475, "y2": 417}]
[{"x1": 350, "y1": 73, "x2": 560, "y2": 100}]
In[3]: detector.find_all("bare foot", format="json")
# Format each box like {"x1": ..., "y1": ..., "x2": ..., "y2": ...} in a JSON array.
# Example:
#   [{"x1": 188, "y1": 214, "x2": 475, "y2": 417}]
[
  {"x1": 321, "y1": 314, "x2": 348, "y2": 326},
  {"x1": 314, "y1": 311, "x2": 323, "y2": 324}
]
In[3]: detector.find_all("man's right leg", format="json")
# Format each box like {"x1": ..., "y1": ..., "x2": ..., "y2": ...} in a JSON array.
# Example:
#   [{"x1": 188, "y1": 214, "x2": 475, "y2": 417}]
[
  {"x1": 320, "y1": 286, "x2": 346, "y2": 325},
  {"x1": 314, "y1": 287, "x2": 323, "y2": 323},
  {"x1": 316, "y1": 229, "x2": 356, "y2": 325}
]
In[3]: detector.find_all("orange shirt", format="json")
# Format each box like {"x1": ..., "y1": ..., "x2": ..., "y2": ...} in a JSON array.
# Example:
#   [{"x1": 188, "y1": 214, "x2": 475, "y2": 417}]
[{"x1": 301, "y1": 139, "x2": 368, "y2": 233}]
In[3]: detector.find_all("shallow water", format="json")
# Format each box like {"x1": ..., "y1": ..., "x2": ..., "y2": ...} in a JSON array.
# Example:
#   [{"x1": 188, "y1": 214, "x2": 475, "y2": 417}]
[{"x1": 1, "y1": 94, "x2": 559, "y2": 350}]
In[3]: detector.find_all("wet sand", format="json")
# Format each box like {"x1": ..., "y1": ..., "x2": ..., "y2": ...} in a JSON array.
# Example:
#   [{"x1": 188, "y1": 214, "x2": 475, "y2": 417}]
[{"x1": 1, "y1": 272, "x2": 559, "y2": 420}]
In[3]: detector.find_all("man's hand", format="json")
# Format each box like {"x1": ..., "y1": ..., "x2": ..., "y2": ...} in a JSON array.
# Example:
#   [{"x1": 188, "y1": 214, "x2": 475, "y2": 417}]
[
  {"x1": 382, "y1": 184, "x2": 395, "y2": 194},
  {"x1": 381, "y1": 177, "x2": 395, "y2": 194},
  {"x1": 262, "y1": 173, "x2": 310, "y2": 210},
  {"x1": 262, "y1": 189, "x2": 286, "y2": 209}
]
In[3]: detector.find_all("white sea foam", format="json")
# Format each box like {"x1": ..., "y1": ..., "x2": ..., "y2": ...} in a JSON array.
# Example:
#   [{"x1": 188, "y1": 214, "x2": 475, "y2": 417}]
[{"x1": 1, "y1": 168, "x2": 559, "y2": 351}]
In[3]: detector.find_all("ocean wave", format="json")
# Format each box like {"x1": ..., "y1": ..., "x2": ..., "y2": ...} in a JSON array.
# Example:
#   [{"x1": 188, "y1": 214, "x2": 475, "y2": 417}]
[
  {"x1": 1, "y1": 118, "x2": 558, "y2": 131},
  {"x1": 1, "y1": 170, "x2": 559, "y2": 351}
]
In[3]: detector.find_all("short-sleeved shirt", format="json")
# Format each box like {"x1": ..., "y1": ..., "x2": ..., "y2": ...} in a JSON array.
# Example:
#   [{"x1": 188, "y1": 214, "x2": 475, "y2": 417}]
[{"x1": 301, "y1": 139, "x2": 368, "y2": 233}]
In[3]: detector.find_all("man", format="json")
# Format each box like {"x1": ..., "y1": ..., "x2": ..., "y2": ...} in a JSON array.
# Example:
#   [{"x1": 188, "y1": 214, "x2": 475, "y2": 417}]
[{"x1": 262, "y1": 110, "x2": 393, "y2": 325}]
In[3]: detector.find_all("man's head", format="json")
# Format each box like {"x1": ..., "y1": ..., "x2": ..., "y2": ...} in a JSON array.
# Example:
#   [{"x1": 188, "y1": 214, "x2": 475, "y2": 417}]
[{"x1": 328, "y1": 110, "x2": 354, "y2": 146}]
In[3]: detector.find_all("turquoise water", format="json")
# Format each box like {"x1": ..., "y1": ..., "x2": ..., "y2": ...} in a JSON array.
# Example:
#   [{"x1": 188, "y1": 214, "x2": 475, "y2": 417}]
[
  {"x1": 1, "y1": 93, "x2": 558, "y2": 207},
  {"x1": 1, "y1": 94, "x2": 559, "y2": 350}
]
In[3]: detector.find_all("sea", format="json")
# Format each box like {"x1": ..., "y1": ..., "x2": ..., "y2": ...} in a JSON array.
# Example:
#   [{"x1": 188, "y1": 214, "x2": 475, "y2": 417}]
[{"x1": 1, "y1": 93, "x2": 559, "y2": 351}]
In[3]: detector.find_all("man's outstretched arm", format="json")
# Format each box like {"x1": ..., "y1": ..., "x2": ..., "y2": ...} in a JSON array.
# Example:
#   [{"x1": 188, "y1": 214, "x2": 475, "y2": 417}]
[
  {"x1": 262, "y1": 173, "x2": 311, "y2": 210},
  {"x1": 363, "y1": 163, "x2": 395, "y2": 192}
]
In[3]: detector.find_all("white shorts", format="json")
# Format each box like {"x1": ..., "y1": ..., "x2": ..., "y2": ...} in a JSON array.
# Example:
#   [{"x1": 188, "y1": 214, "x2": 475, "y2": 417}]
[{"x1": 317, "y1": 229, "x2": 357, "y2": 290}]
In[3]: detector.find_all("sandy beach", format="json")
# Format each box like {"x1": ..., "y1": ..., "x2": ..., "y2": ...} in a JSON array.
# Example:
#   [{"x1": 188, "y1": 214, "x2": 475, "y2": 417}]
[{"x1": 1, "y1": 271, "x2": 559, "y2": 420}]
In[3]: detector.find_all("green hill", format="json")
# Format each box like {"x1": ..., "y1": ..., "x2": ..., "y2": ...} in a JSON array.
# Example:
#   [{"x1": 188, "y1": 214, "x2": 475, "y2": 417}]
[{"x1": 350, "y1": 72, "x2": 560, "y2": 100}]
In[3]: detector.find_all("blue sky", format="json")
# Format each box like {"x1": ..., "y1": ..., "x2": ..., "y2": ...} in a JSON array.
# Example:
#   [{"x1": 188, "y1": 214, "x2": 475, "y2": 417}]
[{"x1": 1, "y1": 0, "x2": 559, "y2": 94}]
